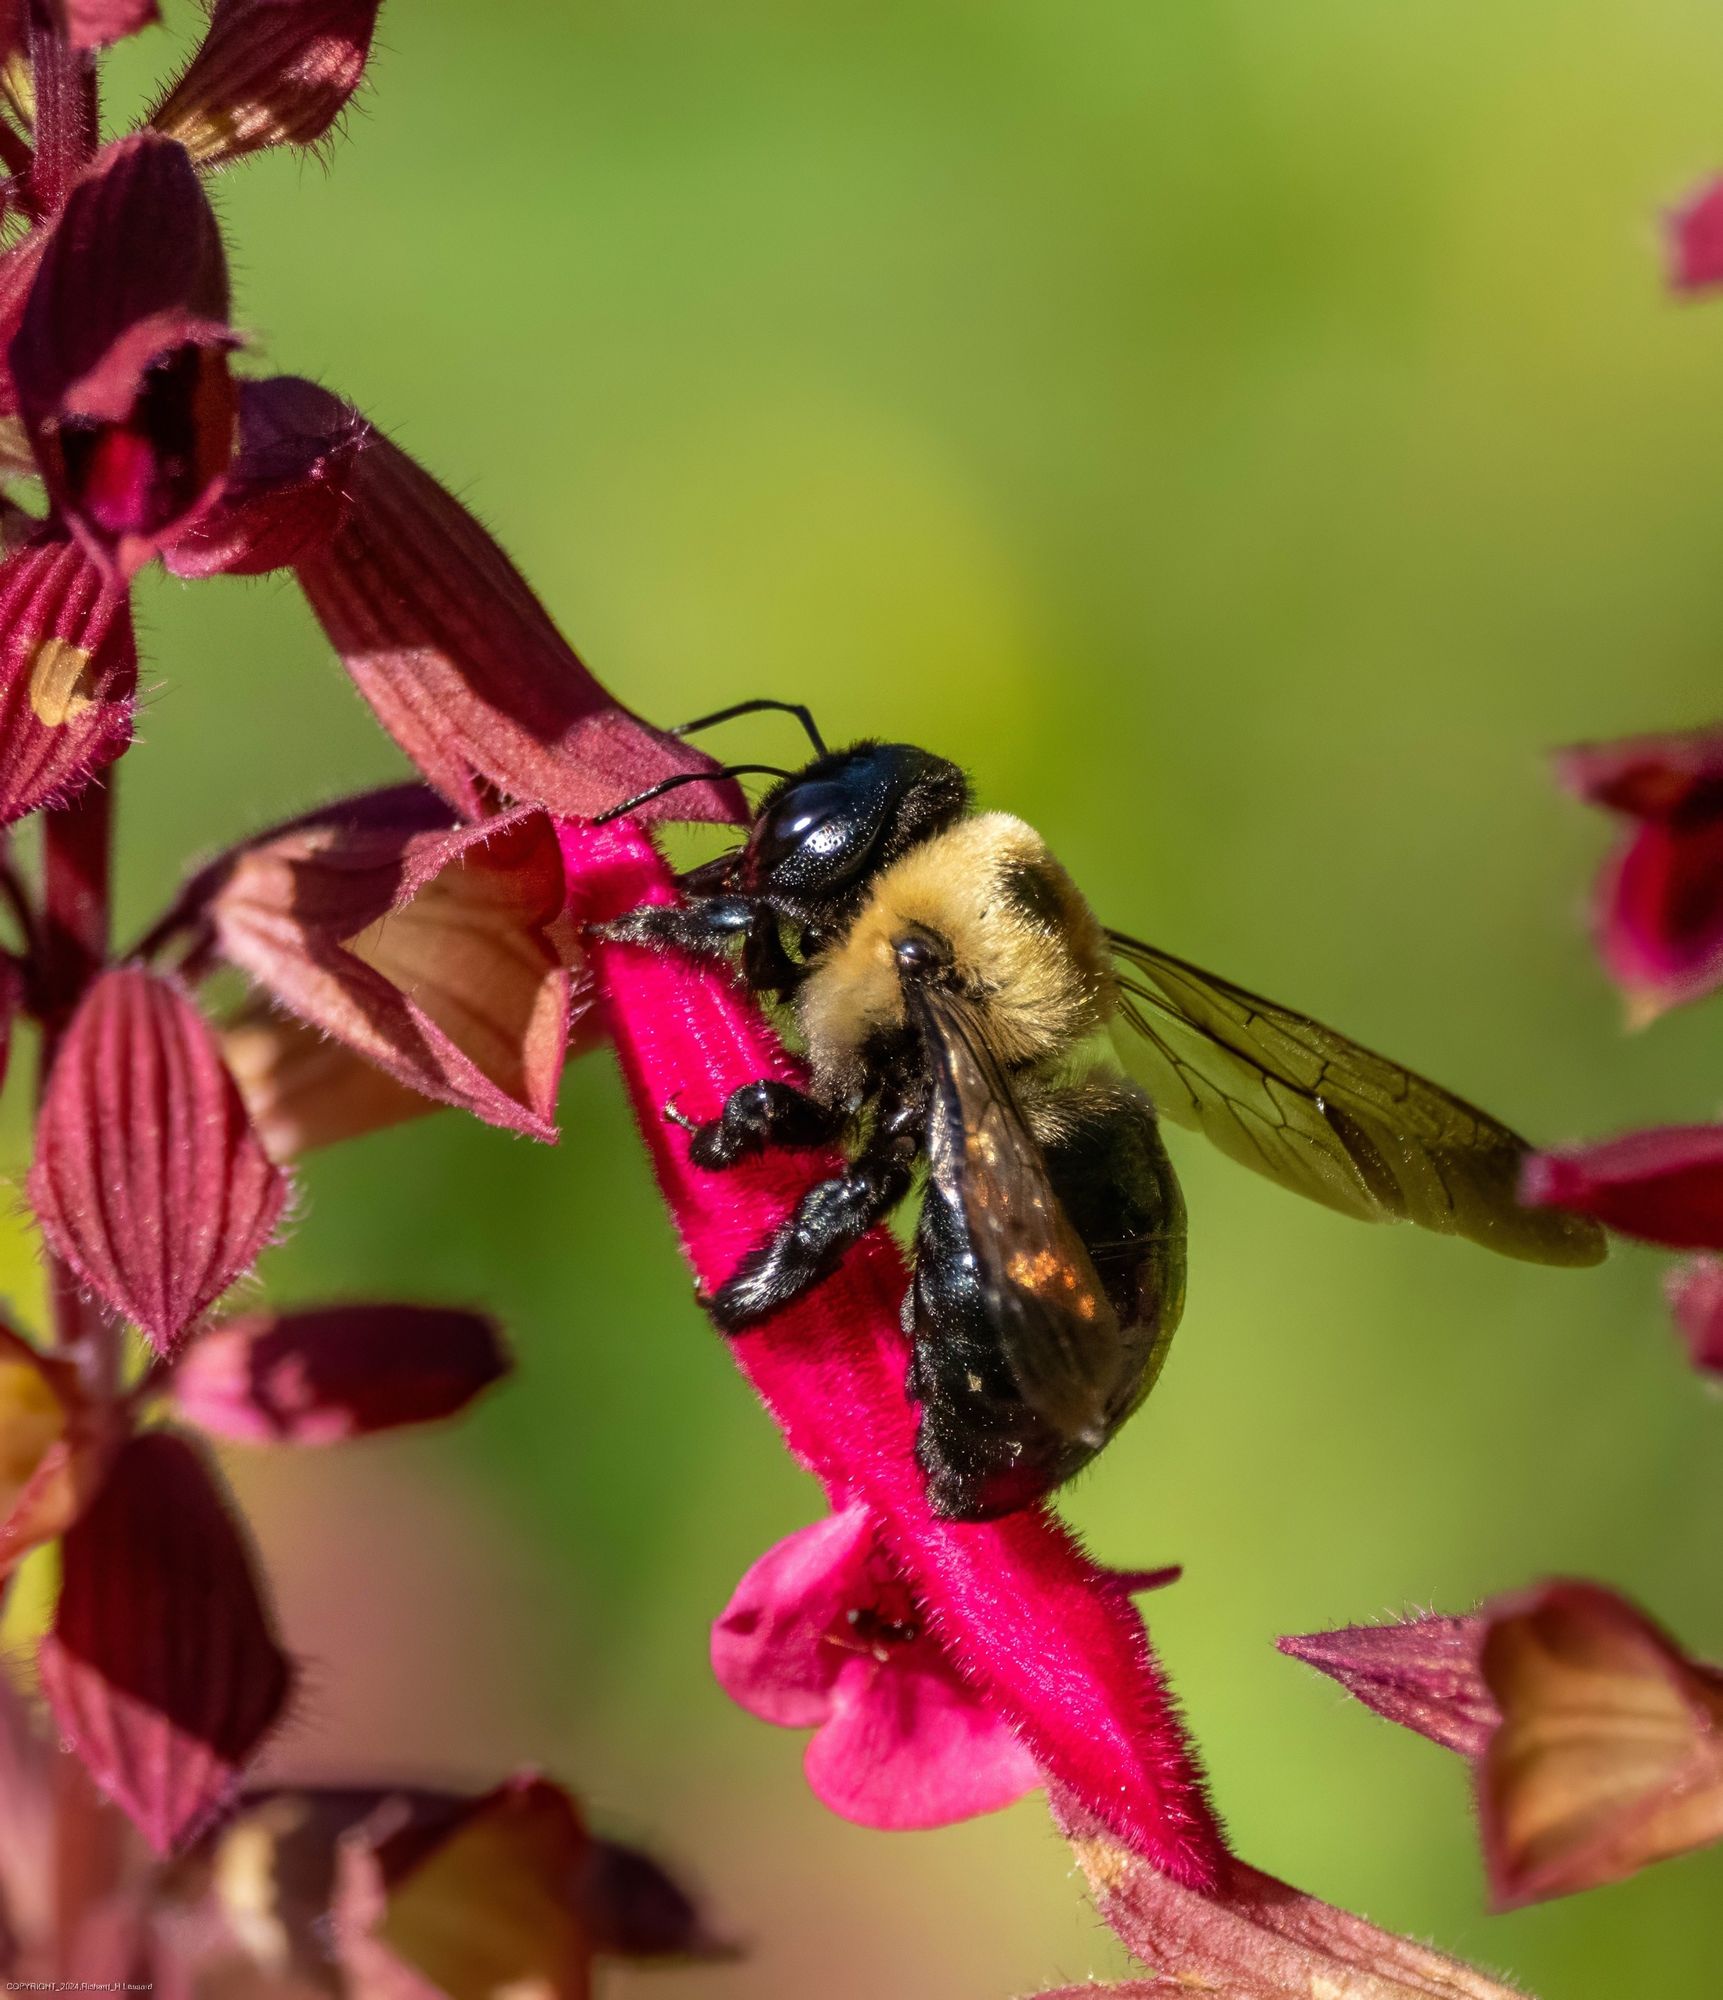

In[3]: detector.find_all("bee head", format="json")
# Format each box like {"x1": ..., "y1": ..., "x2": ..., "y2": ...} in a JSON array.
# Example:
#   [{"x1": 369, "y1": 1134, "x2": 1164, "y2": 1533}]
[{"x1": 729, "y1": 741, "x2": 969, "y2": 924}]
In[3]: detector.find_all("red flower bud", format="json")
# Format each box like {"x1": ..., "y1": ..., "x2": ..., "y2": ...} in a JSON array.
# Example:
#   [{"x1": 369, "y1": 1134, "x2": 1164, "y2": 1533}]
[
  {"x1": 53, "y1": 0, "x2": 159, "y2": 51},
  {"x1": 199, "y1": 789, "x2": 585, "y2": 1140},
  {"x1": 294, "y1": 422, "x2": 744, "y2": 823},
  {"x1": 10, "y1": 133, "x2": 236, "y2": 575},
  {"x1": 150, "y1": 0, "x2": 382, "y2": 170},
  {"x1": 1278, "y1": 1612, "x2": 1495, "y2": 1757},
  {"x1": 0, "y1": 535, "x2": 135, "y2": 829},
  {"x1": 163, "y1": 375, "x2": 364, "y2": 579},
  {"x1": 172, "y1": 1303, "x2": 509, "y2": 1444},
  {"x1": 29, "y1": 966, "x2": 289, "y2": 1353},
  {"x1": 38, "y1": 1430, "x2": 293, "y2": 1855},
  {"x1": 1669, "y1": 176, "x2": 1723, "y2": 295}
]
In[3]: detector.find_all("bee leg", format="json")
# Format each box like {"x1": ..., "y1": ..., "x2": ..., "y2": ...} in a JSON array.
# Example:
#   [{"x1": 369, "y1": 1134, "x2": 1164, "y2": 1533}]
[
  {"x1": 687, "y1": 1080, "x2": 846, "y2": 1170},
  {"x1": 590, "y1": 897, "x2": 754, "y2": 958},
  {"x1": 707, "y1": 1118, "x2": 919, "y2": 1332}
]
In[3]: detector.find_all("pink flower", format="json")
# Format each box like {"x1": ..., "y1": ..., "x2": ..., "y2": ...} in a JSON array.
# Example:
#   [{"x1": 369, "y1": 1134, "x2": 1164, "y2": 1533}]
[
  {"x1": 713, "y1": 1502, "x2": 1043, "y2": 1829},
  {"x1": 1555, "y1": 726, "x2": 1723, "y2": 1020},
  {"x1": 563, "y1": 816, "x2": 1225, "y2": 1882},
  {"x1": 1665, "y1": 1256, "x2": 1723, "y2": 1376}
]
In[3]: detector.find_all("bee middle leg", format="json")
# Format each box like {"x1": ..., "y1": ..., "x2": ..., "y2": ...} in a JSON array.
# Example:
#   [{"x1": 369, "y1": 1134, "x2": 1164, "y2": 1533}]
[
  {"x1": 687, "y1": 1080, "x2": 848, "y2": 1169},
  {"x1": 708, "y1": 1100, "x2": 920, "y2": 1332}
]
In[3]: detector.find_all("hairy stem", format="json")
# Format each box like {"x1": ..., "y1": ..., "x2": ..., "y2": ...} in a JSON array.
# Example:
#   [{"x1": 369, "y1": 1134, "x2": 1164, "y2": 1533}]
[{"x1": 25, "y1": 10, "x2": 97, "y2": 218}]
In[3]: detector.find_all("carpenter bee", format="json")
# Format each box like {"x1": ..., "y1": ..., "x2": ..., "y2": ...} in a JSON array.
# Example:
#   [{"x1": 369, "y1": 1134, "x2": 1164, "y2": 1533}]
[{"x1": 596, "y1": 701, "x2": 1605, "y2": 1522}]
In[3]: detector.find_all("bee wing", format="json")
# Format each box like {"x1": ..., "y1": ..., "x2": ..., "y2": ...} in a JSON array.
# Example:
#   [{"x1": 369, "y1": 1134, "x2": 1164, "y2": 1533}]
[
  {"x1": 906, "y1": 982, "x2": 1122, "y2": 1444},
  {"x1": 1105, "y1": 931, "x2": 1605, "y2": 1267}
]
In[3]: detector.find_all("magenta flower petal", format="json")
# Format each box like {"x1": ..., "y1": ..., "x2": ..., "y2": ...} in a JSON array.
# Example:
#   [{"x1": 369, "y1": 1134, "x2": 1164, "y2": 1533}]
[
  {"x1": 1555, "y1": 727, "x2": 1723, "y2": 1015},
  {"x1": 38, "y1": 1430, "x2": 292, "y2": 1855},
  {"x1": 563, "y1": 818, "x2": 1224, "y2": 1882},
  {"x1": 171, "y1": 1303, "x2": 509, "y2": 1444},
  {"x1": 711, "y1": 1506, "x2": 861, "y2": 1728},
  {"x1": 1665, "y1": 1256, "x2": 1723, "y2": 1377},
  {"x1": 0, "y1": 536, "x2": 136, "y2": 830},
  {"x1": 807, "y1": 1641, "x2": 1042, "y2": 1830},
  {"x1": 9, "y1": 133, "x2": 236, "y2": 576},
  {"x1": 292, "y1": 417, "x2": 745, "y2": 824},
  {"x1": 1669, "y1": 176, "x2": 1723, "y2": 294},
  {"x1": 29, "y1": 966, "x2": 289, "y2": 1353},
  {"x1": 150, "y1": 0, "x2": 382, "y2": 170},
  {"x1": 1520, "y1": 1126, "x2": 1723, "y2": 1250},
  {"x1": 163, "y1": 376, "x2": 365, "y2": 579},
  {"x1": 713, "y1": 1502, "x2": 1040, "y2": 1830},
  {"x1": 1278, "y1": 1613, "x2": 1495, "y2": 1757}
]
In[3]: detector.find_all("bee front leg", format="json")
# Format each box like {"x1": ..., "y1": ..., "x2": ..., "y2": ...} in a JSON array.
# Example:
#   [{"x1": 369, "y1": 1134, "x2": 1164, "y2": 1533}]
[
  {"x1": 590, "y1": 897, "x2": 754, "y2": 958},
  {"x1": 708, "y1": 1123, "x2": 918, "y2": 1332},
  {"x1": 688, "y1": 1080, "x2": 848, "y2": 1170}
]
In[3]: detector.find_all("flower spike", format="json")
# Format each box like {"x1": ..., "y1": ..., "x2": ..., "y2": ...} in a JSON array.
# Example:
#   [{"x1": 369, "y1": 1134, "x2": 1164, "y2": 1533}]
[
  {"x1": 38, "y1": 1430, "x2": 293, "y2": 1855},
  {"x1": 29, "y1": 965, "x2": 289, "y2": 1353},
  {"x1": 9, "y1": 132, "x2": 236, "y2": 575},
  {"x1": 150, "y1": 0, "x2": 382, "y2": 171}
]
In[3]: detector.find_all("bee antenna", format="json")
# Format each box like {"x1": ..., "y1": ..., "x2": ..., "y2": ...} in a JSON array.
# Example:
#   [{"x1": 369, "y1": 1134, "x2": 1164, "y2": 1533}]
[
  {"x1": 668, "y1": 698, "x2": 828, "y2": 759},
  {"x1": 590, "y1": 764, "x2": 793, "y2": 826}
]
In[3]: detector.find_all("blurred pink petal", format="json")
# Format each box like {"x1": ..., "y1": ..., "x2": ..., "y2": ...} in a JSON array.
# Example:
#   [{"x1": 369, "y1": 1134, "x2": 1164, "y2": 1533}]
[
  {"x1": 1669, "y1": 176, "x2": 1723, "y2": 294},
  {"x1": 1556, "y1": 727, "x2": 1723, "y2": 1016},
  {"x1": 54, "y1": 0, "x2": 158, "y2": 51},
  {"x1": 29, "y1": 966, "x2": 288, "y2": 1353},
  {"x1": 1278, "y1": 1612, "x2": 1495, "y2": 1757},
  {"x1": 713, "y1": 1503, "x2": 1041, "y2": 1830},
  {"x1": 1665, "y1": 1255, "x2": 1723, "y2": 1376},
  {"x1": 173, "y1": 1303, "x2": 509, "y2": 1444},
  {"x1": 564, "y1": 818, "x2": 1224, "y2": 1883},
  {"x1": 39, "y1": 1431, "x2": 292, "y2": 1855},
  {"x1": 1521, "y1": 1125, "x2": 1723, "y2": 1250}
]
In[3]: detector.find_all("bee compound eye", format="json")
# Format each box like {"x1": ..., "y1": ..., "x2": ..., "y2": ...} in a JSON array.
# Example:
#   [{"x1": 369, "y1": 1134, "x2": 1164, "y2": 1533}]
[{"x1": 893, "y1": 932, "x2": 937, "y2": 975}]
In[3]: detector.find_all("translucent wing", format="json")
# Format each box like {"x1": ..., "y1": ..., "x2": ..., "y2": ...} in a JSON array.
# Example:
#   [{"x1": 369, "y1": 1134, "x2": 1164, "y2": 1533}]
[
  {"x1": 907, "y1": 982, "x2": 1123, "y2": 1443},
  {"x1": 1106, "y1": 931, "x2": 1605, "y2": 1267}
]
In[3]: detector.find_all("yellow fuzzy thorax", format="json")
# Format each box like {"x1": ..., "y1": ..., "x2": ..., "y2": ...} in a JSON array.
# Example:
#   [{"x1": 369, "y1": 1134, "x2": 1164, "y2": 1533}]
[{"x1": 796, "y1": 812, "x2": 1115, "y2": 1091}]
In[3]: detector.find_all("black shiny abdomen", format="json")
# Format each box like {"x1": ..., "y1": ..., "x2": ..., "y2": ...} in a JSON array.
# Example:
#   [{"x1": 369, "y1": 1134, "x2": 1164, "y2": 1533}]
[{"x1": 911, "y1": 1084, "x2": 1186, "y2": 1521}]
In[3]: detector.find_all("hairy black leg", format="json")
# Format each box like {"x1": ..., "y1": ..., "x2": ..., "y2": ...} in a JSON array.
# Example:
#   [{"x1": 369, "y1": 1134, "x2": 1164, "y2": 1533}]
[
  {"x1": 709, "y1": 1100, "x2": 921, "y2": 1331},
  {"x1": 590, "y1": 896, "x2": 754, "y2": 958},
  {"x1": 742, "y1": 913, "x2": 803, "y2": 998},
  {"x1": 688, "y1": 1079, "x2": 847, "y2": 1169}
]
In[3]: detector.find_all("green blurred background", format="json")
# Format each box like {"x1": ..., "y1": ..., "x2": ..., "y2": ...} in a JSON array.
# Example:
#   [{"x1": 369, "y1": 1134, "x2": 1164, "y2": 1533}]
[{"x1": 13, "y1": 0, "x2": 1723, "y2": 1990}]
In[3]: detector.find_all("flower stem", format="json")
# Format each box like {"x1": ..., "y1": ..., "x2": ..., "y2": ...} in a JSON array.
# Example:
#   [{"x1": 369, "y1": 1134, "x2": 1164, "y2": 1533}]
[{"x1": 26, "y1": 12, "x2": 98, "y2": 218}]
